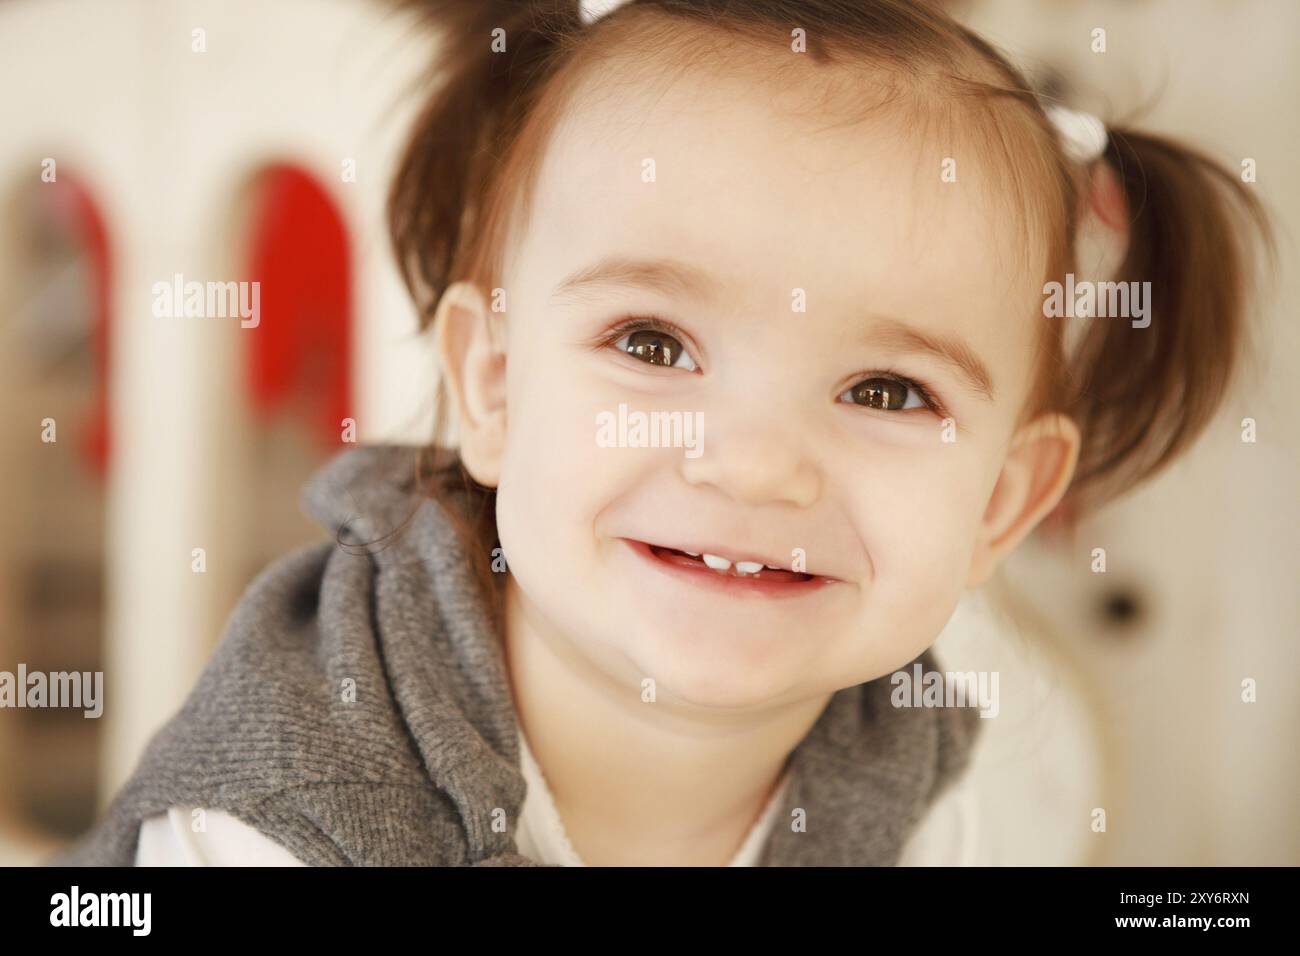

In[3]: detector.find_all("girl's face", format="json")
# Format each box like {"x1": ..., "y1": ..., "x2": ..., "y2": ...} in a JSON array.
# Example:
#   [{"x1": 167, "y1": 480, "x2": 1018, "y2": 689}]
[{"x1": 442, "y1": 58, "x2": 1079, "y2": 710}]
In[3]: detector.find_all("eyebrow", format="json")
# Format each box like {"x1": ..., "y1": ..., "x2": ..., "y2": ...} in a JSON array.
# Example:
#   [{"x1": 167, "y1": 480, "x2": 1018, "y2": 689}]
[
  {"x1": 550, "y1": 255, "x2": 721, "y2": 304},
  {"x1": 864, "y1": 316, "x2": 995, "y2": 401}
]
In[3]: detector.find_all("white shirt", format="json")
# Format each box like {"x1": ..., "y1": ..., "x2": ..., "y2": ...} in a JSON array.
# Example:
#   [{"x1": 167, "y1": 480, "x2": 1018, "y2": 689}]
[{"x1": 136, "y1": 591, "x2": 1099, "y2": 867}]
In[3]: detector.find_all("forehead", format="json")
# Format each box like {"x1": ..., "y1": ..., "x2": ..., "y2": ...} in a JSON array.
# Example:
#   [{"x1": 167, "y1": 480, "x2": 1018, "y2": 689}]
[{"x1": 510, "y1": 48, "x2": 1043, "y2": 388}]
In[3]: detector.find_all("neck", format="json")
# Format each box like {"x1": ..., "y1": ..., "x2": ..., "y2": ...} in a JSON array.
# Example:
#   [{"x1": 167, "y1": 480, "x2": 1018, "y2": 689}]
[{"x1": 501, "y1": 577, "x2": 831, "y2": 866}]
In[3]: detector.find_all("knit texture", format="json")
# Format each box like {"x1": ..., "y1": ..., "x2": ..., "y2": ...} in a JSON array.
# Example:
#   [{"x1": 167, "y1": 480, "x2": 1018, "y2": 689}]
[{"x1": 49, "y1": 444, "x2": 983, "y2": 867}]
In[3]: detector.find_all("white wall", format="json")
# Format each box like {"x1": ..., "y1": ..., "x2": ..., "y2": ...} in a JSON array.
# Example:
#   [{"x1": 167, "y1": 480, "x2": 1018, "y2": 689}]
[{"x1": 0, "y1": 0, "x2": 440, "y2": 815}]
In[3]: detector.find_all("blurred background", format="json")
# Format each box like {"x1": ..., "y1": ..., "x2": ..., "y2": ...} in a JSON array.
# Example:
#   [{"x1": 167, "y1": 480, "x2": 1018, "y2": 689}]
[{"x1": 0, "y1": 0, "x2": 1295, "y2": 865}]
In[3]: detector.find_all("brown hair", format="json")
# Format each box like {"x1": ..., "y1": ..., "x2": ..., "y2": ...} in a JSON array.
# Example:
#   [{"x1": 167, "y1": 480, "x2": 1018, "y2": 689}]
[{"x1": 386, "y1": 0, "x2": 1272, "y2": 621}]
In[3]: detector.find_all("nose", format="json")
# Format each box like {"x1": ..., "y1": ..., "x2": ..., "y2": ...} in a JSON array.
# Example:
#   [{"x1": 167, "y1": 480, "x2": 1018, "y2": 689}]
[{"x1": 679, "y1": 423, "x2": 821, "y2": 509}]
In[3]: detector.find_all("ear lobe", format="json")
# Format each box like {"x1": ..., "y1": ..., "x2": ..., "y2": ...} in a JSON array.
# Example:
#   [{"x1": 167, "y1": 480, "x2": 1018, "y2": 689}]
[
  {"x1": 431, "y1": 280, "x2": 508, "y2": 488},
  {"x1": 966, "y1": 412, "x2": 1081, "y2": 587}
]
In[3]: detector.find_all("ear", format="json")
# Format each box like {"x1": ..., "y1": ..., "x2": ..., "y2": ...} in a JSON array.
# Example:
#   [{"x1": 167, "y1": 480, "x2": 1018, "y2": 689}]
[
  {"x1": 966, "y1": 412, "x2": 1081, "y2": 587},
  {"x1": 432, "y1": 280, "x2": 508, "y2": 488}
]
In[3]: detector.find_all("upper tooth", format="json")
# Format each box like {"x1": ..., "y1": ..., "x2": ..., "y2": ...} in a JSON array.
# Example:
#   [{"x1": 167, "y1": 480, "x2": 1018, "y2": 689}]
[
  {"x1": 734, "y1": 561, "x2": 763, "y2": 575},
  {"x1": 683, "y1": 550, "x2": 700, "y2": 557},
  {"x1": 701, "y1": 553, "x2": 731, "y2": 571}
]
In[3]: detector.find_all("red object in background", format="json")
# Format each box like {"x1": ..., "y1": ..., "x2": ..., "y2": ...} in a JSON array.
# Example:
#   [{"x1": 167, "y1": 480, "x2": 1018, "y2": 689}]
[
  {"x1": 64, "y1": 178, "x2": 113, "y2": 479},
  {"x1": 245, "y1": 165, "x2": 352, "y2": 446},
  {"x1": 1089, "y1": 161, "x2": 1130, "y2": 233}
]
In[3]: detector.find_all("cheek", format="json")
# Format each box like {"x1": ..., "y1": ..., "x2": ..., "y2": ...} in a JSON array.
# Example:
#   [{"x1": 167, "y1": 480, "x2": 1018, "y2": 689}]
[
  {"x1": 839, "y1": 439, "x2": 996, "y2": 646},
  {"x1": 493, "y1": 333, "x2": 625, "y2": 578},
  {"x1": 847, "y1": 426, "x2": 993, "y2": 553}
]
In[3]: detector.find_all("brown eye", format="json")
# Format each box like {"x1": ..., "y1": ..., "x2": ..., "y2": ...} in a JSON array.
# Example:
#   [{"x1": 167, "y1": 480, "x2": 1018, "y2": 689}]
[
  {"x1": 614, "y1": 328, "x2": 698, "y2": 371},
  {"x1": 840, "y1": 376, "x2": 923, "y2": 411}
]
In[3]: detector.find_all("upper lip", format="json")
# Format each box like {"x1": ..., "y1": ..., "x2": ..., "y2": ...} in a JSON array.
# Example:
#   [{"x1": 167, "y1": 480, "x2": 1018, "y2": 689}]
[{"x1": 631, "y1": 538, "x2": 834, "y2": 579}]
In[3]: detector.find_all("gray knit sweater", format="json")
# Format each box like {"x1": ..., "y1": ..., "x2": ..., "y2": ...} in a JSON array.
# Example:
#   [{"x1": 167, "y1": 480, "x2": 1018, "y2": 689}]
[{"x1": 49, "y1": 444, "x2": 982, "y2": 866}]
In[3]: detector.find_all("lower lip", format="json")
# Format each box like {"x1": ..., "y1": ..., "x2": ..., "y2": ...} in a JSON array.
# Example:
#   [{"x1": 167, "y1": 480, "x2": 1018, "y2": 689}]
[{"x1": 620, "y1": 539, "x2": 837, "y2": 599}]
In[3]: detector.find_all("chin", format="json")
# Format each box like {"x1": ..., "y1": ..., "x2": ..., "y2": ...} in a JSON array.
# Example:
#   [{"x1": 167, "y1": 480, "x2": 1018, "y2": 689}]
[{"x1": 605, "y1": 613, "x2": 816, "y2": 712}]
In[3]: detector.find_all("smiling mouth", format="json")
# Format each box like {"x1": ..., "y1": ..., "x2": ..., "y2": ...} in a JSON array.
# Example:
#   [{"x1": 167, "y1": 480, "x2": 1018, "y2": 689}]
[
  {"x1": 648, "y1": 544, "x2": 815, "y2": 583},
  {"x1": 621, "y1": 538, "x2": 832, "y2": 594}
]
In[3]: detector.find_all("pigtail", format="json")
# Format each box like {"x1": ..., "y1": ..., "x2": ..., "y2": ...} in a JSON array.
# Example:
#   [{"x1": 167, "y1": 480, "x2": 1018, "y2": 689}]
[
  {"x1": 387, "y1": 0, "x2": 584, "y2": 326},
  {"x1": 1062, "y1": 127, "x2": 1273, "y2": 514}
]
